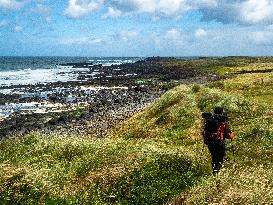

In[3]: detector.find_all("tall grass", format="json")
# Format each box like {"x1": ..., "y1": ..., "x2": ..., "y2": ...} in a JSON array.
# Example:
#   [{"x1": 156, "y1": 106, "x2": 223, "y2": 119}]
[
  {"x1": 1, "y1": 59, "x2": 273, "y2": 204},
  {"x1": 0, "y1": 133, "x2": 208, "y2": 204},
  {"x1": 167, "y1": 73, "x2": 273, "y2": 204}
]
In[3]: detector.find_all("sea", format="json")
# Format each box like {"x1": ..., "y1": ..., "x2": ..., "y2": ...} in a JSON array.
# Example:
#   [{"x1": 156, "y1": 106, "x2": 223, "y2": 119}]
[
  {"x1": 0, "y1": 56, "x2": 141, "y2": 87},
  {"x1": 0, "y1": 57, "x2": 141, "y2": 120},
  {"x1": 0, "y1": 56, "x2": 203, "y2": 120}
]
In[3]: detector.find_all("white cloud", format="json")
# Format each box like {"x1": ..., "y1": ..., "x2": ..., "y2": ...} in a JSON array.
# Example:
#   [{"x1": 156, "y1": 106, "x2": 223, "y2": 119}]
[
  {"x1": 0, "y1": 0, "x2": 23, "y2": 9},
  {"x1": 32, "y1": 3, "x2": 50, "y2": 16},
  {"x1": 46, "y1": 17, "x2": 51, "y2": 22},
  {"x1": 62, "y1": 0, "x2": 273, "y2": 24},
  {"x1": 110, "y1": 0, "x2": 155, "y2": 13},
  {"x1": 0, "y1": 20, "x2": 8, "y2": 27},
  {"x1": 90, "y1": 38, "x2": 103, "y2": 44},
  {"x1": 201, "y1": 0, "x2": 273, "y2": 25},
  {"x1": 164, "y1": 28, "x2": 182, "y2": 40},
  {"x1": 54, "y1": 26, "x2": 273, "y2": 56},
  {"x1": 152, "y1": 26, "x2": 272, "y2": 55},
  {"x1": 191, "y1": 0, "x2": 217, "y2": 8},
  {"x1": 194, "y1": 28, "x2": 207, "y2": 38},
  {"x1": 162, "y1": 28, "x2": 187, "y2": 49},
  {"x1": 239, "y1": 0, "x2": 273, "y2": 24},
  {"x1": 190, "y1": 27, "x2": 273, "y2": 55},
  {"x1": 145, "y1": 28, "x2": 188, "y2": 55},
  {"x1": 249, "y1": 30, "x2": 273, "y2": 45},
  {"x1": 108, "y1": 0, "x2": 190, "y2": 17},
  {"x1": 64, "y1": 0, "x2": 104, "y2": 18},
  {"x1": 14, "y1": 26, "x2": 23, "y2": 32},
  {"x1": 102, "y1": 7, "x2": 122, "y2": 18},
  {"x1": 117, "y1": 30, "x2": 138, "y2": 41},
  {"x1": 157, "y1": 0, "x2": 188, "y2": 17},
  {"x1": 268, "y1": 24, "x2": 273, "y2": 30},
  {"x1": 61, "y1": 37, "x2": 103, "y2": 45},
  {"x1": 107, "y1": 0, "x2": 219, "y2": 17},
  {"x1": 63, "y1": 0, "x2": 218, "y2": 19},
  {"x1": 105, "y1": 1, "x2": 266, "y2": 24}
]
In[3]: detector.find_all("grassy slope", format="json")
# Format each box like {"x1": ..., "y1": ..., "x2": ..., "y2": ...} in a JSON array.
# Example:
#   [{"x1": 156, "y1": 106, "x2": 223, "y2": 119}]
[
  {"x1": 0, "y1": 86, "x2": 210, "y2": 205},
  {"x1": 175, "y1": 72, "x2": 273, "y2": 204},
  {"x1": 0, "y1": 58, "x2": 273, "y2": 204}
]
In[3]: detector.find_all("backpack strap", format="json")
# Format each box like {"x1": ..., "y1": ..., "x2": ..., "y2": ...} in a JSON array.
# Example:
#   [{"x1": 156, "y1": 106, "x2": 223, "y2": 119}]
[{"x1": 219, "y1": 122, "x2": 225, "y2": 141}]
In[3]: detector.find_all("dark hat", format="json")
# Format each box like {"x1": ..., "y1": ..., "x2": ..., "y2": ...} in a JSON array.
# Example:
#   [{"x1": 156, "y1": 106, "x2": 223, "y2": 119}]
[{"x1": 214, "y1": 106, "x2": 224, "y2": 114}]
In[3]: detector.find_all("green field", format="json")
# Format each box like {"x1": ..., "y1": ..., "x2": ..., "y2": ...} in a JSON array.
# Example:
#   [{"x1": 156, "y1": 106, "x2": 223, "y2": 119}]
[{"x1": 0, "y1": 57, "x2": 273, "y2": 204}]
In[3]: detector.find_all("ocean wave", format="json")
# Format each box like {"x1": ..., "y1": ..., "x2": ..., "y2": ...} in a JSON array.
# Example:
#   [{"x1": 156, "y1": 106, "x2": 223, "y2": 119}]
[
  {"x1": 0, "y1": 57, "x2": 140, "y2": 86},
  {"x1": 0, "y1": 67, "x2": 83, "y2": 86}
]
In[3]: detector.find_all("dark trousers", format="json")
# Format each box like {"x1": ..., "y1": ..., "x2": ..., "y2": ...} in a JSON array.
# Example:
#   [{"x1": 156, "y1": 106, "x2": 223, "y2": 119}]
[{"x1": 207, "y1": 140, "x2": 225, "y2": 174}]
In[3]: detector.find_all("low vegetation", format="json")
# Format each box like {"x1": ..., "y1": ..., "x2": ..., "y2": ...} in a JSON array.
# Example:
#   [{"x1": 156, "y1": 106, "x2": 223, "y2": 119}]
[{"x1": 0, "y1": 57, "x2": 272, "y2": 204}]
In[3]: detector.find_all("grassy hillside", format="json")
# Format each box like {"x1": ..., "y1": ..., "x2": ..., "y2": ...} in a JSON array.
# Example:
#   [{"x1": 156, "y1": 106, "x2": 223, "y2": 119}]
[
  {"x1": 173, "y1": 71, "x2": 273, "y2": 204},
  {"x1": 0, "y1": 58, "x2": 272, "y2": 204}
]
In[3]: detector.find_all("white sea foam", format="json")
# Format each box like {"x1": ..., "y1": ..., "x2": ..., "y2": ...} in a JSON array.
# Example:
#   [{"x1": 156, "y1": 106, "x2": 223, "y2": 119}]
[
  {"x1": 0, "y1": 101, "x2": 67, "y2": 119},
  {"x1": 80, "y1": 85, "x2": 128, "y2": 91},
  {"x1": 0, "y1": 57, "x2": 139, "y2": 87},
  {"x1": 0, "y1": 67, "x2": 89, "y2": 86},
  {"x1": 88, "y1": 59, "x2": 135, "y2": 66},
  {"x1": 0, "y1": 57, "x2": 140, "y2": 119},
  {"x1": 0, "y1": 85, "x2": 129, "y2": 118},
  {"x1": 0, "y1": 89, "x2": 13, "y2": 94}
]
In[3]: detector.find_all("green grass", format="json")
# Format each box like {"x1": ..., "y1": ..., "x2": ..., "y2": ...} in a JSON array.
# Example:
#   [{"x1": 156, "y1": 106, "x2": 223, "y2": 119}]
[
  {"x1": 0, "y1": 57, "x2": 273, "y2": 204},
  {"x1": 0, "y1": 133, "x2": 208, "y2": 204},
  {"x1": 159, "y1": 56, "x2": 273, "y2": 76},
  {"x1": 167, "y1": 69, "x2": 273, "y2": 204}
]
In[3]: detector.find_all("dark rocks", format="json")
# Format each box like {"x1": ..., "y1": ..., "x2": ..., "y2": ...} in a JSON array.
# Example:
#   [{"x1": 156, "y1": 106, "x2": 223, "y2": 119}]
[
  {"x1": 145, "y1": 56, "x2": 176, "y2": 61},
  {"x1": 0, "y1": 57, "x2": 214, "y2": 139},
  {"x1": 235, "y1": 69, "x2": 273, "y2": 74},
  {"x1": 59, "y1": 62, "x2": 93, "y2": 68}
]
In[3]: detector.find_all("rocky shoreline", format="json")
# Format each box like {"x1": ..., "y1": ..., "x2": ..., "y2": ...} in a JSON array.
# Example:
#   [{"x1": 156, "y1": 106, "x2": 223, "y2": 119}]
[{"x1": 0, "y1": 57, "x2": 216, "y2": 139}]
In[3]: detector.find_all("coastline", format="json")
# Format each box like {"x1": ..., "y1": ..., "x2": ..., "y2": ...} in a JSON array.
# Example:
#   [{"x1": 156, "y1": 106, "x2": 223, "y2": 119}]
[
  {"x1": 0, "y1": 57, "x2": 215, "y2": 139},
  {"x1": 1, "y1": 56, "x2": 272, "y2": 204}
]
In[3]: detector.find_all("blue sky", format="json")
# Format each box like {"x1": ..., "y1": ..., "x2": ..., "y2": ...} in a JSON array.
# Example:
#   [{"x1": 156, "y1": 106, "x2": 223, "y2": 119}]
[{"x1": 1, "y1": 0, "x2": 273, "y2": 56}]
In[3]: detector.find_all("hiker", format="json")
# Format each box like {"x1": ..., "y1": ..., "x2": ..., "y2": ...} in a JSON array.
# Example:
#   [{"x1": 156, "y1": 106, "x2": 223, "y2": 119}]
[{"x1": 202, "y1": 106, "x2": 234, "y2": 174}]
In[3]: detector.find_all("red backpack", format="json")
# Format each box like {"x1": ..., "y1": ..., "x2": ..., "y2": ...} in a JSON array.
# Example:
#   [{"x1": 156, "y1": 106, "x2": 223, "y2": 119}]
[{"x1": 203, "y1": 114, "x2": 234, "y2": 142}]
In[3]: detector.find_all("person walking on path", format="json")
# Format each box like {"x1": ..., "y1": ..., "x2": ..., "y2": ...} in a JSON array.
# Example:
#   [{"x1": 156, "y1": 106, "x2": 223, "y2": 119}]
[{"x1": 202, "y1": 106, "x2": 234, "y2": 174}]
